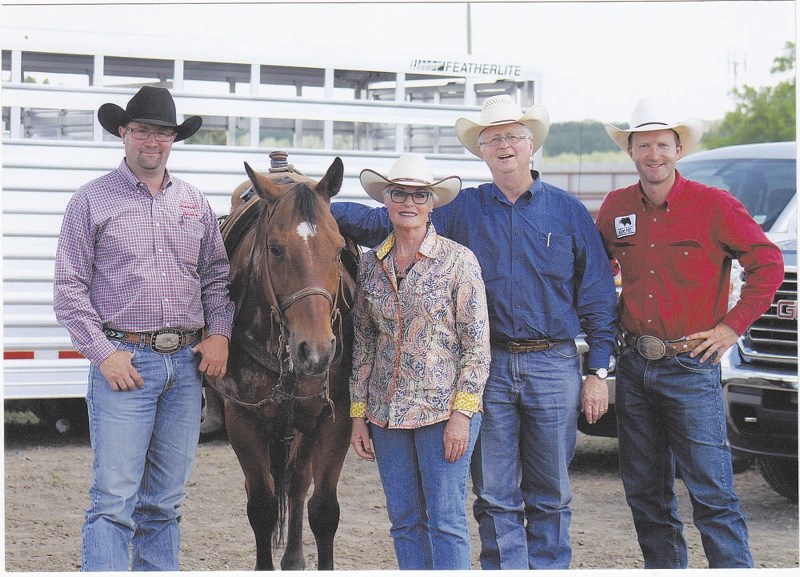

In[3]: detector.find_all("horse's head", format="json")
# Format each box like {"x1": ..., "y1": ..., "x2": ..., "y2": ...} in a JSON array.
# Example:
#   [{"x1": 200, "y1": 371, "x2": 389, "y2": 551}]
[{"x1": 243, "y1": 157, "x2": 346, "y2": 377}]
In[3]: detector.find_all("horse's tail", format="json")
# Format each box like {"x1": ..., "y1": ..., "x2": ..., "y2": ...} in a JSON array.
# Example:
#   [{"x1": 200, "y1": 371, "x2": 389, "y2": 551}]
[{"x1": 268, "y1": 408, "x2": 295, "y2": 549}]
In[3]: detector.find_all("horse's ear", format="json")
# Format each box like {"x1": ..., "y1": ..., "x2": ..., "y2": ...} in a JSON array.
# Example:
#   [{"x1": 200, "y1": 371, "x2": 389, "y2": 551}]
[
  {"x1": 316, "y1": 157, "x2": 344, "y2": 199},
  {"x1": 244, "y1": 161, "x2": 281, "y2": 201}
]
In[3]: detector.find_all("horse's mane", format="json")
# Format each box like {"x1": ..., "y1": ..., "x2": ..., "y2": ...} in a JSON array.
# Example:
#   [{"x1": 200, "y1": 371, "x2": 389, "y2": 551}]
[{"x1": 292, "y1": 183, "x2": 319, "y2": 226}]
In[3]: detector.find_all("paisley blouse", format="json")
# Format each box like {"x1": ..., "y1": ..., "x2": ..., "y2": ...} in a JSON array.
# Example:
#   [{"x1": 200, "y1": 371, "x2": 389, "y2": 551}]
[{"x1": 350, "y1": 225, "x2": 490, "y2": 429}]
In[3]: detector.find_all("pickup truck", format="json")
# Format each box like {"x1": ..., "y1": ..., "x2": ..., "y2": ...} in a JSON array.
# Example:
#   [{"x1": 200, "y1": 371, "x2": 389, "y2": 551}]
[{"x1": 578, "y1": 142, "x2": 798, "y2": 502}]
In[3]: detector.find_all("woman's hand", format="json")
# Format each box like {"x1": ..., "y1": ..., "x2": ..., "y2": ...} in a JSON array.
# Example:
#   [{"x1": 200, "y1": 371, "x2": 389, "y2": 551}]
[
  {"x1": 443, "y1": 412, "x2": 471, "y2": 463},
  {"x1": 350, "y1": 418, "x2": 374, "y2": 461}
]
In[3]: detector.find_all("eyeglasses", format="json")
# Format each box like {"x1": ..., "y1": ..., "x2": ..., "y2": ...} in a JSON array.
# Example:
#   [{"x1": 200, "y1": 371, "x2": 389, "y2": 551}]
[
  {"x1": 126, "y1": 126, "x2": 177, "y2": 142},
  {"x1": 479, "y1": 134, "x2": 531, "y2": 148},
  {"x1": 388, "y1": 189, "x2": 432, "y2": 205}
]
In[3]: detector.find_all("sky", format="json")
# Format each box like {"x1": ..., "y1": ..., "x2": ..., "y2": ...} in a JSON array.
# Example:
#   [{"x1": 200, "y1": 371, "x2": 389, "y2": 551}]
[{"x1": 1, "y1": 0, "x2": 796, "y2": 123}]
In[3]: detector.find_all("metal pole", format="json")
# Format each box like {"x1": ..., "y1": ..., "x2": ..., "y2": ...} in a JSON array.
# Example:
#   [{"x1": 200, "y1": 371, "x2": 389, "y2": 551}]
[{"x1": 466, "y1": 3, "x2": 472, "y2": 55}]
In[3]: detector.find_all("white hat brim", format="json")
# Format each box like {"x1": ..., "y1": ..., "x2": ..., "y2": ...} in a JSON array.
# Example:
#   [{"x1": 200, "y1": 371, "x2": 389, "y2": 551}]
[
  {"x1": 604, "y1": 117, "x2": 704, "y2": 159},
  {"x1": 359, "y1": 169, "x2": 462, "y2": 208},
  {"x1": 455, "y1": 104, "x2": 551, "y2": 158}
]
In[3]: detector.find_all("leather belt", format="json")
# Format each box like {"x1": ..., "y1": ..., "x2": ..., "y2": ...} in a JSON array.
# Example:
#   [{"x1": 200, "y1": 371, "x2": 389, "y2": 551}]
[
  {"x1": 104, "y1": 327, "x2": 201, "y2": 354},
  {"x1": 492, "y1": 339, "x2": 568, "y2": 353},
  {"x1": 623, "y1": 332, "x2": 705, "y2": 361}
]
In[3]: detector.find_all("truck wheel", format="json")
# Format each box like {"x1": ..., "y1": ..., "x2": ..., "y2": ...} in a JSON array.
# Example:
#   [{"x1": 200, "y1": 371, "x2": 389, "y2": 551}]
[
  {"x1": 731, "y1": 448, "x2": 754, "y2": 474},
  {"x1": 756, "y1": 456, "x2": 798, "y2": 502}
]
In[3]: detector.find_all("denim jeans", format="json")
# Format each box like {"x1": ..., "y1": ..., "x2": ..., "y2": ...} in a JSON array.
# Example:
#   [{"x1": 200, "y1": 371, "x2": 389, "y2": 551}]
[
  {"x1": 82, "y1": 342, "x2": 203, "y2": 571},
  {"x1": 371, "y1": 415, "x2": 481, "y2": 570},
  {"x1": 471, "y1": 341, "x2": 581, "y2": 569},
  {"x1": 616, "y1": 346, "x2": 754, "y2": 568}
]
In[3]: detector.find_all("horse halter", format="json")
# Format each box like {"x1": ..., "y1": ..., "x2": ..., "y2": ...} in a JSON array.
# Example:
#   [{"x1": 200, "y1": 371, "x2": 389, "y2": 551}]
[
  {"x1": 258, "y1": 183, "x2": 343, "y2": 328},
  {"x1": 229, "y1": 183, "x2": 345, "y2": 408}
]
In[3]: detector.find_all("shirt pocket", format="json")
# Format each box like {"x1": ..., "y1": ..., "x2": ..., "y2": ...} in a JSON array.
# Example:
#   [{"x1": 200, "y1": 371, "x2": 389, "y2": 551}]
[
  {"x1": 413, "y1": 275, "x2": 454, "y2": 325},
  {"x1": 666, "y1": 240, "x2": 714, "y2": 286},
  {"x1": 362, "y1": 281, "x2": 397, "y2": 329},
  {"x1": 611, "y1": 241, "x2": 641, "y2": 283},
  {"x1": 532, "y1": 232, "x2": 574, "y2": 283},
  {"x1": 177, "y1": 219, "x2": 204, "y2": 266}
]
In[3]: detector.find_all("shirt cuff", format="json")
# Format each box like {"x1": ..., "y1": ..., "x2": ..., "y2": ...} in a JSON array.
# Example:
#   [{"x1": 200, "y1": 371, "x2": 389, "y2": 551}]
[
  {"x1": 453, "y1": 391, "x2": 481, "y2": 414},
  {"x1": 206, "y1": 320, "x2": 233, "y2": 340},
  {"x1": 87, "y1": 337, "x2": 120, "y2": 366},
  {"x1": 586, "y1": 350, "x2": 611, "y2": 373},
  {"x1": 350, "y1": 401, "x2": 367, "y2": 418}
]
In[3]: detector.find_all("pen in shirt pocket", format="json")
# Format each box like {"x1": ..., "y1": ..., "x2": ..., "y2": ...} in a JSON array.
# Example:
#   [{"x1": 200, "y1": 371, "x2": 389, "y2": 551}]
[{"x1": 547, "y1": 232, "x2": 552, "y2": 247}]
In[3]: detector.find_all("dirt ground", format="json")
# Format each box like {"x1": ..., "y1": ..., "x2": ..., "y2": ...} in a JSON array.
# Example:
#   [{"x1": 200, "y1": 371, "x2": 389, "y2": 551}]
[{"x1": 4, "y1": 420, "x2": 798, "y2": 573}]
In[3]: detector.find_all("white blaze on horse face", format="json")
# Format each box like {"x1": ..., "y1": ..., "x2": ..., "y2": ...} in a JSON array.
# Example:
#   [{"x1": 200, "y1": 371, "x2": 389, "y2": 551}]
[{"x1": 295, "y1": 222, "x2": 317, "y2": 256}]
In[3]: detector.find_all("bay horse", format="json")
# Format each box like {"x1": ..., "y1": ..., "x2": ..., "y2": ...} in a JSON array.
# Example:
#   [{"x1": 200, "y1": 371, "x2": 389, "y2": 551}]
[{"x1": 209, "y1": 154, "x2": 357, "y2": 570}]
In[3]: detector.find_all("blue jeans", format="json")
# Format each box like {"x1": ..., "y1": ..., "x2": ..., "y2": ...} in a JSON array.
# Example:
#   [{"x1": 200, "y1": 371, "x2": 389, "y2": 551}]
[
  {"x1": 371, "y1": 415, "x2": 481, "y2": 570},
  {"x1": 471, "y1": 341, "x2": 581, "y2": 569},
  {"x1": 616, "y1": 346, "x2": 753, "y2": 568},
  {"x1": 82, "y1": 343, "x2": 203, "y2": 571}
]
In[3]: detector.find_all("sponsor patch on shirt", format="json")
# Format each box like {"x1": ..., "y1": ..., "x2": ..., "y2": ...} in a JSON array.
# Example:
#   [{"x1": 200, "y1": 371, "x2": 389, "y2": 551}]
[
  {"x1": 614, "y1": 214, "x2": 637, "y2": 238},
  {"x1": 180, "y1": 202, "x2": 200, "y2": 219}
]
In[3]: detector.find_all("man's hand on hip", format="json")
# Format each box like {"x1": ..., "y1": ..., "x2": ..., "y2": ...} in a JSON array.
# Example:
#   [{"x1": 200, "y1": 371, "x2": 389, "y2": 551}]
[
  {"x1": 687, "y1": 322, "x2": 739, "y2": 365},
  {"x1": 99, "y1": 350, "x2": 144, "y2": 391},
  {"x1": 193, "y1": 334, "x2": 229, "y2": 378}
]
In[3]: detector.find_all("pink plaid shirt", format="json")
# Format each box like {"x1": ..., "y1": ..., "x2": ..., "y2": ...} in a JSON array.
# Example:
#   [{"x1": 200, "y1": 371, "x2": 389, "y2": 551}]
[{"x1": 54, "y1": 159, "x2": 234, "y2": 365}]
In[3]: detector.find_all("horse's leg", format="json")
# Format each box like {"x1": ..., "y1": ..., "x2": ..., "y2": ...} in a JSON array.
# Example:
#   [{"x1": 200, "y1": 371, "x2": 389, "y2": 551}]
[
  {"x1": 226, "y1": 402, "x2": 279, "y2": 571},
  {"x1": 307, "y1": 409, "x2": 352, "y2": 570},
  {"x1": 280, "y1": 432, "x2": 312, "y2": 570}
]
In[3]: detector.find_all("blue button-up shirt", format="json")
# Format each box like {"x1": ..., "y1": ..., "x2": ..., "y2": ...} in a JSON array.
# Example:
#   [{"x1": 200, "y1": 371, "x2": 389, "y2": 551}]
[{"x1": 332, "y1": 170, "x2": 618, "y2": 369}]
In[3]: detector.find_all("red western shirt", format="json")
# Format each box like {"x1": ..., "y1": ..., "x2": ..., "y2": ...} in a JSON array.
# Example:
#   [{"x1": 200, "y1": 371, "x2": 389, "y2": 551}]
[{"x1": 596, "y1": 171, "x2": 784, "y2": 341}]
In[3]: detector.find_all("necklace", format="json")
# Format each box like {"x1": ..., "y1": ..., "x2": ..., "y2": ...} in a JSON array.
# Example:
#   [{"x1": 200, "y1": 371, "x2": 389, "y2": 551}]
[{"x1": 393, "y1": 253, "x2": 416, "y2": 278}]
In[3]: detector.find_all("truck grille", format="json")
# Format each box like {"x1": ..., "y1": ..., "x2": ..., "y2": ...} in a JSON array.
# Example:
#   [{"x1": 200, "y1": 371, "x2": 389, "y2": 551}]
[{"x1": 739, "y1": 269, "x2": 798, "y2": 366}]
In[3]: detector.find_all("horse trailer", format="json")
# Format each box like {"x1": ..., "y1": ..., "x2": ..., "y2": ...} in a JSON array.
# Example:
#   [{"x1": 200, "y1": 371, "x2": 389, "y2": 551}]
[{"x1": 2, "y1": 25, "x2": 552, "y2": 428}]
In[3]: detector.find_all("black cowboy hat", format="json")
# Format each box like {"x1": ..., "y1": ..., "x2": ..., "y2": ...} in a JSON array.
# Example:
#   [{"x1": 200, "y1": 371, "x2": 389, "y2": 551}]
[{"x1": 98, "y1": 86, "x2": 202, "y2": 142}]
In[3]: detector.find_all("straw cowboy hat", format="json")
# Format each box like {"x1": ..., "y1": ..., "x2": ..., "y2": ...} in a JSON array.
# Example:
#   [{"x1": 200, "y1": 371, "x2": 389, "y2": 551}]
[
  {"x1": 359, "y1": 153, "x2": 462, "y2": 208},
  {"x1": 455, "y1": 94, "x2": 551, "y2": 158},
  {"x1": 98, "y1": 86, "x2": 202, "y2": 142},
  {"x1": 605, "y1": 98, "x2": 704, "y2": 158}
]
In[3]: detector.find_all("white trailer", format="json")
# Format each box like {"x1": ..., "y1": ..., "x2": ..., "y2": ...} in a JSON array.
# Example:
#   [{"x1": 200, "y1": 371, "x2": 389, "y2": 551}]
[{"x1": 2, "y1": 27, "x2": 551, "y2": 427}]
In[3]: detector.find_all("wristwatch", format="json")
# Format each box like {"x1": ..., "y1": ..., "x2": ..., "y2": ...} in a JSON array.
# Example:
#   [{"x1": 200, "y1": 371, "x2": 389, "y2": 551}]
[{"x1": 587, "y1": 368, "x2": 608, "y2": 379}]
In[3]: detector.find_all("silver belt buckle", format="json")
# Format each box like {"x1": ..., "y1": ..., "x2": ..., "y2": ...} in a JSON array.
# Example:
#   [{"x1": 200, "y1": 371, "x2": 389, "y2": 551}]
[
  {"x1": 636, "y1": 335, "x2": 667, "y2": 360},
  {"x1": 152, "y1": 330, "x2": 182, "y2": 354}
]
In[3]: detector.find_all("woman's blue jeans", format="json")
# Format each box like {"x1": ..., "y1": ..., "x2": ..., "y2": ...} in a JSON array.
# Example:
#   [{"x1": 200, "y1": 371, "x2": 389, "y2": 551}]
[
  {"x1": 470, "y1": 341, "x2": 581, "y2": 570},
  {"x1": 81, "y1": 343, "x2": 202, "y2": 571},
  {"x1": 615, "y1": 346, "x2": 753, "y2": 568},
  {"x1": 370, "y1": 415, "x2": 481, "y2": 570}
]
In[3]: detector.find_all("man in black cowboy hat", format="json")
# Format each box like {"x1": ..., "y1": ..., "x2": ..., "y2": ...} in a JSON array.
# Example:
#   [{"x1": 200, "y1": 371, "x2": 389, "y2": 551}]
[{"x1": 54, "y1": 86, "x2": 234, "y2": 571}]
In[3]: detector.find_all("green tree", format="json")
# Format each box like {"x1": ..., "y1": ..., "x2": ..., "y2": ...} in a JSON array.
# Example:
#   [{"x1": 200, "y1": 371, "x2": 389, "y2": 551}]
[
  {"x1": 23, "y1": 75, "x2": 49, "y2": 84},
  {"x1": 544, "y1": 121, "x2": 619, "y2": 156},
  {"x1": 705, "y1": 41, "x2": 795, "y2": 147}
]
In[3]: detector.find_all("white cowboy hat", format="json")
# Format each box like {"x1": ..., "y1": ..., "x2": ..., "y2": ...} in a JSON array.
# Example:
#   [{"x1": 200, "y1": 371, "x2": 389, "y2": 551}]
[
  {"x1": 455, "y1": 94, "x2": 550, "y2": 158},
  {"x1": 359, "y1": 153, "x2": 461, "y2": 208},
  {"x1": 604, "y1": 98, "x2": 704, "y2": 158}
]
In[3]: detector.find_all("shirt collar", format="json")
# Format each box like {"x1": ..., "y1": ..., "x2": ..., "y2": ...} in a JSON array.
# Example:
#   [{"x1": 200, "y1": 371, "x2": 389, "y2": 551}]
[
  {"x1": 375, "y1": 224, "x2": 439, "y2": 261},
  {"x1": 119, "y1": 159, "x2": 173, "y2": 192},
  {"x1": 637, "y1": 170, "x2": 687, "y2": 209},
  {"x1": 490, "y1": 170, "x2": 541, "y2": 204}
]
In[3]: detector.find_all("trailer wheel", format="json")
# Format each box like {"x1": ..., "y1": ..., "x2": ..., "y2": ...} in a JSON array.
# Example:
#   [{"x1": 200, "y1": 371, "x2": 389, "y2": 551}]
[{"x1": 25, "y1": 399, "x2": 89, "y2": 435}]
